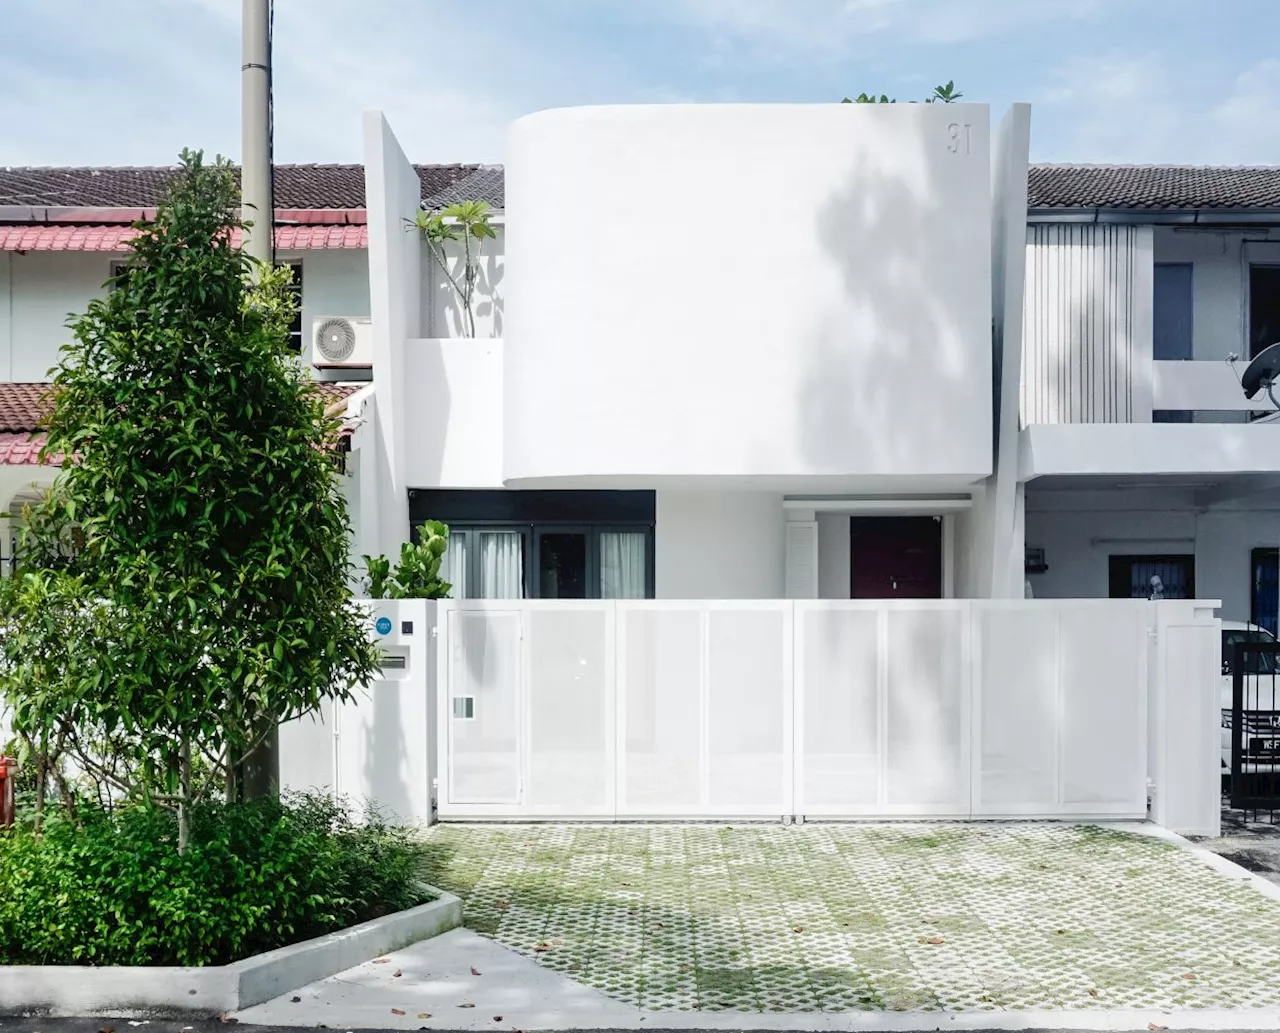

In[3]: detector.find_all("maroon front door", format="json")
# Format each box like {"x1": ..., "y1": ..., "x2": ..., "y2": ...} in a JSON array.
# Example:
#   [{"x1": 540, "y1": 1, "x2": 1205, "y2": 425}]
[{"x1": 850, "y1": 517, "x2": 943, "y2": 599}]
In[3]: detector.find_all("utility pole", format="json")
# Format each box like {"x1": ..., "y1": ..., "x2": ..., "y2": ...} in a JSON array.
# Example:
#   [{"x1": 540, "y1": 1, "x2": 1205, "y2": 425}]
[
  {"x1": 241, "y1": 0, "x2": 274, "y2": 270},
  {"x1": 240, "y1": 0, "x2": 279, "y2": 798}
]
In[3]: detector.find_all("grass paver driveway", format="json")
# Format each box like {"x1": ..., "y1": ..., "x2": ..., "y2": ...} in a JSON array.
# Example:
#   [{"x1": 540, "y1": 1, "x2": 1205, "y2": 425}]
[{"x1": 420, "y1": 823, "x2": 1280, "y2": 1014}]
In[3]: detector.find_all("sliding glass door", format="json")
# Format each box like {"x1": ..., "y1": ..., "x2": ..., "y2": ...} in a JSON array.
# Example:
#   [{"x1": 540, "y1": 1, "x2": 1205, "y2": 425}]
[
  {"x1": 599, "y1": 530, "x2": 647, "y2": 598},
  {"x1": 418, "y1": 506, "x2": 653, "y2": 600}
]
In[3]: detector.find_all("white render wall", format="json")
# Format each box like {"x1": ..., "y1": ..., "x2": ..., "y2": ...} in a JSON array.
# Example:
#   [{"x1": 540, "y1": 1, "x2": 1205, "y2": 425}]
[
  {"x1": 655, "y1": 490, "x2": 785, "y2": 598},
  {"x1": 503, "y1": 103, "x2": 993, "y2": 489},
  {"x1": 0, "y1": 247, "x2": 373, "y2": 384},
  {"x1": 1025, "y1": 487, "x2": 1280, "y2": 623},
  {"x1": 422, "y1": 229, "x2": 504, "y2": 341},
  {"x1": 0, "y1": 251, "x2": 113, "y2": 381},
  {"x1": 280, "y1": 248, "x2": 372, "y2": 369},
  {"x1": 1153, "y1": 226, "x2": 1280, "y2": 363},
  {"x1": 403, "y1": 338, "x2": 504, "y2": 489}
]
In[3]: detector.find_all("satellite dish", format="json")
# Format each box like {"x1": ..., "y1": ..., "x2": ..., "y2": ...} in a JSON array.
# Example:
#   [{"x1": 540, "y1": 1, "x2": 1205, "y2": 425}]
[{"x1": 1241, "y1": 342, "x2": 1280, "y2": 409}]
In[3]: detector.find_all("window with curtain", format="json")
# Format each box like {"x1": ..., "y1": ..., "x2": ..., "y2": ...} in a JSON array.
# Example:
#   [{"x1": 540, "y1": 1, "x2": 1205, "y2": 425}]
[
  {"x1": 440, "y1": 532, "x2": 468, "y2": 599},
  {"x1": 477, "y1": 531, "x2": 524, "y2": 599},
  {"x1": 600, "y1": 531, "x2": 647, "y2": 598}
]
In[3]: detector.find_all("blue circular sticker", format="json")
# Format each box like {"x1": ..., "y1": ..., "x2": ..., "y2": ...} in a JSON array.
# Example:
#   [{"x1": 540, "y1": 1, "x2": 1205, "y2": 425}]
[{"x1": 375, "y1": 616, "x2": 393, "y2": 636}]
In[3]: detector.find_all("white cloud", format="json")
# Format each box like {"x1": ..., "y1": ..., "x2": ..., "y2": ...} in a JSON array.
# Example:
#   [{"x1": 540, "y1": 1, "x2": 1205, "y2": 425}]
[{"x1": 1037, "y1": 52, "x2": 1280, "y2": 164}]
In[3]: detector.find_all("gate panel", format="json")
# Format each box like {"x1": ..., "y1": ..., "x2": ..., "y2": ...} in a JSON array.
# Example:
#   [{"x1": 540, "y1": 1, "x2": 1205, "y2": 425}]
[
  {"x1": 974, "y1": 606, "x2": 1058, "y2": 811},
  {"x1": 1060, "y1": 606, "x2": 1145, "y2": 810},
  {"x1": 447, "y1": 608, "x2": 521, "y2": 805},
  {"x1": 527, "y1": 606, "x2": 613, "y2": 814},
  {"x1": 795, "y1": 606, "x2": 879, "y2": 811},
  {"x1": 885, "y1": 606, "x2": 967, "y2": 812},
  {"x1": 619, "y1": 607, "x2": 703, "y2": 812},
  {"x1": 706, "y1": 605, "x2": 791, "y2": 813}
]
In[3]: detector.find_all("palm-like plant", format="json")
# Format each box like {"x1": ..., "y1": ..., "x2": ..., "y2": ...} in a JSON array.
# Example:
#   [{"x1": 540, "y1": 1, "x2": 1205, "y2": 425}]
[{"x1": 414, "y1": 200, "x2": 497, "y2": 338}]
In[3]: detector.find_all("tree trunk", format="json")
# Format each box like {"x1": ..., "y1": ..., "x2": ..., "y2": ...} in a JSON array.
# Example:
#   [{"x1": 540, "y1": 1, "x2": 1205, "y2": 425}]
[
  {"x1": 33, "y1": 754, "x2": 47, "y2": 834},
  {"x1": 177, "y1": 742, "x2": 191, "y2": 855}
]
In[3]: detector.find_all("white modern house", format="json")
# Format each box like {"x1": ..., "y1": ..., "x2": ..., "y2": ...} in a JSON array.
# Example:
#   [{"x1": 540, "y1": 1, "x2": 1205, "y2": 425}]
[
  {"x1": 359, "y1": 102, "x2": 1021, "y2": 605},
  {"x1": 6, "y1": 102, "x2": 1277, "y2": 832},
  {"x1": 5, "y1": 113, "x2": 1279, "y2": 622}
]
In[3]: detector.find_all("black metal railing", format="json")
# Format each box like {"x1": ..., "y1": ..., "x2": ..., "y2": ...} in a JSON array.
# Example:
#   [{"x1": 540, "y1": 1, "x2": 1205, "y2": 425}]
[{"x1": 1230, "y1": 640, "x2": 1280, "y2": 823}]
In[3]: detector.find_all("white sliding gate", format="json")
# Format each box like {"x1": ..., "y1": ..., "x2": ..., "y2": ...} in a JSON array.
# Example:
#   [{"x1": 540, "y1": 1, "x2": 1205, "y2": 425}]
[{"x1": 436, "y1": 599, "x2": 1200, "y2": 822}]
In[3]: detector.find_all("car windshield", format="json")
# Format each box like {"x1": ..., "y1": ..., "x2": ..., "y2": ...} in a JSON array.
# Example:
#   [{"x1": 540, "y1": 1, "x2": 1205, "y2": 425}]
[{"x1": 1223, "y1": 629, "x2": 1280, "y2": 675}]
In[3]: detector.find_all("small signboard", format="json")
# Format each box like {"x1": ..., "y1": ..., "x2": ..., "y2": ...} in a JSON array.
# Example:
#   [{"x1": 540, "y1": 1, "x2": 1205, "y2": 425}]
[{"x1": 374, "y1": 616, "x2": 393, "y2": 636}]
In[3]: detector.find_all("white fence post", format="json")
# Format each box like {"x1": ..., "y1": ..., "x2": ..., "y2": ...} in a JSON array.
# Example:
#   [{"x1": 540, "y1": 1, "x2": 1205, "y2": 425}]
[{"x1": 1148, "y1": 600, "x2": 1222, "y2": 837}]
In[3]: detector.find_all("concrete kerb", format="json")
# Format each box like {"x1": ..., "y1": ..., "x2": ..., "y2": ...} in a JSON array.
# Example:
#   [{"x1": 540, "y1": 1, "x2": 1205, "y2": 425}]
[
  {"x1": 1110, "y1": 819, "x2": 1280, "y2": 904},
  {"x1": 0, "y1": 885, "x2": 462, "y2": 1018}
]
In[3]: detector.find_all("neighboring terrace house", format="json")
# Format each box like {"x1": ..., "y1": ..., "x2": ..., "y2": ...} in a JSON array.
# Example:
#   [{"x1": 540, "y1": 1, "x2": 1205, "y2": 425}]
[
  {"x1": 1020, "y1": 164, "x2": 1280, "y2": 629},
  {"x1": 4, "y1": 103, "x2": 1280, "y2": 626},
  {"x1": 0, "y1": 160, "x2": 504, "y2": 562}
]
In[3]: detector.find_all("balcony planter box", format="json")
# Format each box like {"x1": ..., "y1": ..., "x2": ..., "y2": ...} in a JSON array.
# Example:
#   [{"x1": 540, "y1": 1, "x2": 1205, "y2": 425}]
[{"x1": 0, "y1": 884, "x2": 461, "y2": 1018}]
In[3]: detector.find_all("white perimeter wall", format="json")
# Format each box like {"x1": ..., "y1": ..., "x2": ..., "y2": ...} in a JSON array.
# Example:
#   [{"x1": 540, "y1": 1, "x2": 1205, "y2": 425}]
[
  {"x1": 1026, "y1": 487, "x2": 1280, "y2": 623},
  {"x1": 504, "y1": 103, "x2": 993, "y2": 487},
  {"x1": 655, "y1": 491, "x2": 784, "y2": 598}
]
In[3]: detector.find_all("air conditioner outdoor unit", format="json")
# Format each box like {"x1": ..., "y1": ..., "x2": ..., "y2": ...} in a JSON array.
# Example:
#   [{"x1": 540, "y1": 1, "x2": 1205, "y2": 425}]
[{"x1": 311, "y1": 316, "x2": 373, "y2": 368}]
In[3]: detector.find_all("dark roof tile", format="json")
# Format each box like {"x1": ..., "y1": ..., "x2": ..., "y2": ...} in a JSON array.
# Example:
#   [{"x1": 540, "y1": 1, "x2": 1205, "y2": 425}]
[
  {"x1": 0, "y1": 164, "x2": 503, "y2": 211},
  {"x1": 1028, "y1": 164, "x2": 1280, "y2": 210}
]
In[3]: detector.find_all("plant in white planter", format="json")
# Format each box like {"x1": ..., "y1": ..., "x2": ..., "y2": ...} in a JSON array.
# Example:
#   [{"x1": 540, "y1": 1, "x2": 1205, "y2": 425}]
[
  {"x1": 413, "y1": 201, "x2": 497, "y2": 338},
  {"x1": 365, "y1": 520, "x2": 453, "y2": 599}
]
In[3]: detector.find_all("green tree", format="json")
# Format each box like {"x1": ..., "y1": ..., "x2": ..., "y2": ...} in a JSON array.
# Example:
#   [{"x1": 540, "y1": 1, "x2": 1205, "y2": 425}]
[
  {"x1": 0, "y1": 150, "x2": 380, "y2": 851},
  {"x1": 842, "y1": 81, "x2": 962, "y2": 104}
]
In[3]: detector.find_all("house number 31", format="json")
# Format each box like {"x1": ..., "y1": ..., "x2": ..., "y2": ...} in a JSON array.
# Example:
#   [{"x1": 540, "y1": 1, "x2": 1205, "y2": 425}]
[{"x1": 946, "y1": 122, "x2": 971, "y2": 155}]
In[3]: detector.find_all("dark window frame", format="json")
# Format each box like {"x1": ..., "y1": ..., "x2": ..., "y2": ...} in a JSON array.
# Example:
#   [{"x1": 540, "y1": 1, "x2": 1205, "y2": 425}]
[
  {"x1": 437, "y1": 520, "x2": 654, "y2": 599},
  {"x1": 282, "y1": 260, "x2": 303, "y2": 354},
  {"x1": 1107, "y1": 554, "x2": 1196, "y2": 600}
]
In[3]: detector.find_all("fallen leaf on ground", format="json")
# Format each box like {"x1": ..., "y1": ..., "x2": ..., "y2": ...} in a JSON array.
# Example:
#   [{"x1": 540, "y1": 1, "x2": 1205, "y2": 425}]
[
  {"x1": 534, "y1": 941, "x2": 554, "y2": 952},
  {"x1": 495, "y1": 900, "x2": 509, "y2": 911},
  {"x1": 1182, "y1": 973, "x2": 1196, "y2": 980},
  {"x1": 458, "y1": 1003, "x2": 476, "y2": 1009},
  {"x1": 792, "y1": 925, "x2": 804, "y2": 933},
  {"x1": 471, "y1": 966, "x2": 482, "y2": 975},
  {"x1": 493, "y1": 1017, "x2": 503, "y2": 1022},
  {"x1": 391, "y1": 1009, "x2": 405, "y2": 1016},
  {"x1": 290, "y1": 996, "x2": 302, "y2": 1003},
  {"x1": 1148, "y1": 1024, "x2": 1168, "y2": 1031},
  {"x1": 392, "y1": 969, "x2": 402, "y2": 978},
  {"x1": 417, "y1": 1014, "x2": 431, "y2": 1020},
  {"x1": 1088, "y1": 989, "x2": 1099, "y2": 998},
  {"x1": 921, "y1": 936, "x2": 945, "y2": 945},
  {"x1": 372, "y1": 957, "x2": 391, "y2": 964}
]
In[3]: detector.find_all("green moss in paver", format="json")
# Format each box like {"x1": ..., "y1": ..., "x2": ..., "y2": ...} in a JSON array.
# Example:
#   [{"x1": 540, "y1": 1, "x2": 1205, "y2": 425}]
[{"x1": 422, "y1": 822, "x2": 1280, "y2": 1014}]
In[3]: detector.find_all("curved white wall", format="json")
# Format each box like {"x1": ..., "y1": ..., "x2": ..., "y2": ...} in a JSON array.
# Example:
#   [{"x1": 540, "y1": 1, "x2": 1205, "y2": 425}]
[{"x1": 504, "y1": 104, "x2": 993, "y2": 489}]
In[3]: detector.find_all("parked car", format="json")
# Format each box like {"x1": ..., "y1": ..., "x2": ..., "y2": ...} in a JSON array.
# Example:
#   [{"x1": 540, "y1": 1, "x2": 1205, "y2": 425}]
[{"x1": 1221, "y1": 620, "x2": 1280, "y2": 789}]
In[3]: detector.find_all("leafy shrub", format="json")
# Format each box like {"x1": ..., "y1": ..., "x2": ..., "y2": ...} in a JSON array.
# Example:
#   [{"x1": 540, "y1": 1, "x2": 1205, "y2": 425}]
[{"x1": 0, "y1": 793, "x2": 426, "y2": 966}]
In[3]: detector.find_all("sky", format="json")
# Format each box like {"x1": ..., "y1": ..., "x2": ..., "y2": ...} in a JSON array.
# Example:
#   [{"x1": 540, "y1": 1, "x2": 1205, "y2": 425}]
[{"x1": 2, "y1": 0, "x2": 1278, "y2": 169}]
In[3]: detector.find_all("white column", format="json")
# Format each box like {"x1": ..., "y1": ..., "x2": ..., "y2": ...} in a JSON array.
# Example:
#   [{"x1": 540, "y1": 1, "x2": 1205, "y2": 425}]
[{"x1": 362, "y1": 110, "x2": 421, "y2": 559}]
